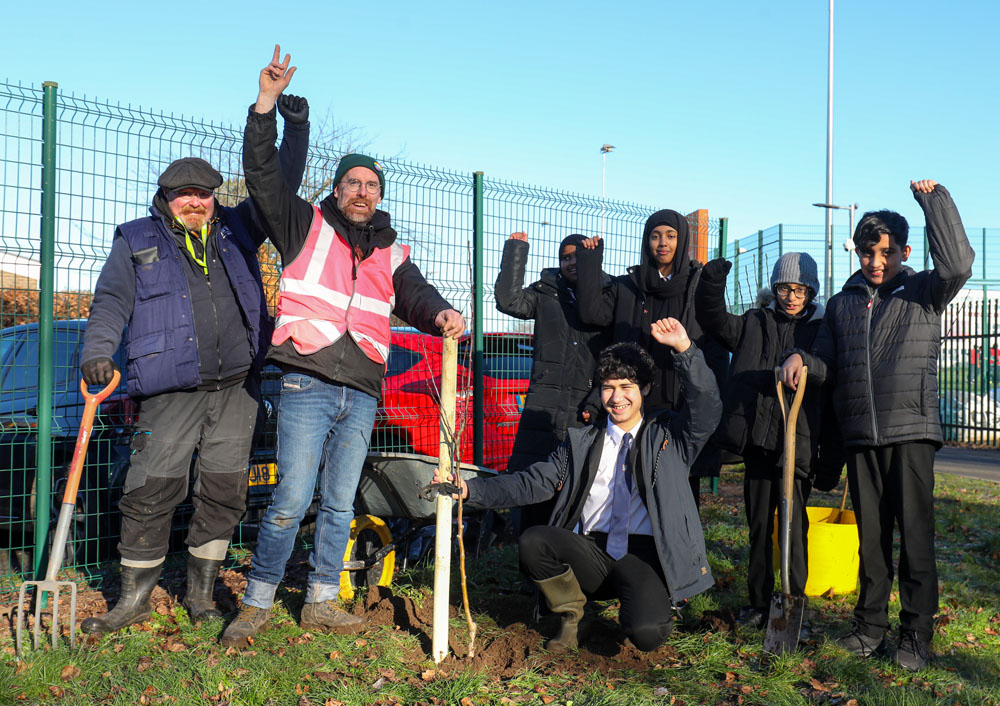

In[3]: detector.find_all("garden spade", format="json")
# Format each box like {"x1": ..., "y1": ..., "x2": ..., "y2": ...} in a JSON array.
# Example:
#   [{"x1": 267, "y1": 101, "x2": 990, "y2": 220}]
[
  {"x1": 763, "y1": 366, "x2": 808, "y2": 655},
  {"x1": 17, "y1": 371, "x2": 120, "y2": 653}
]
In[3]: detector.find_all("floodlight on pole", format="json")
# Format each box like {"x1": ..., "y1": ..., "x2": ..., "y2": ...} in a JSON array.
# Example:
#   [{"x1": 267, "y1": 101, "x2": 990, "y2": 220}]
[
  {"x1": 601, "y1": 144, "x2": 615, "y2": 240},
  {"x1": 813, "y1": 201, "x2": 858, "y2": 287}
]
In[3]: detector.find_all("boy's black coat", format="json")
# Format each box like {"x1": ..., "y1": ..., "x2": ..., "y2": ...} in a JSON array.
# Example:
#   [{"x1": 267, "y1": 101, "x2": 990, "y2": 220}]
[
  {"x1": 798, "y1": 185, "x2": 974, "y2": 448},
  {"x1": 695, "y1": 277, "x2": 833, "y2": 478},
  {"x1": 493, "y1": 238, "x2": 613, "y2": 473},
  {"x1": 465, "y1": 345, "x2": 722, "y2": 602}
]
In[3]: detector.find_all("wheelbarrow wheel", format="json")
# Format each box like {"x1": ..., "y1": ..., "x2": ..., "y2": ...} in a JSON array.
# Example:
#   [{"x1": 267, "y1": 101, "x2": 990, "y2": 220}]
[{"x1": 339, "y1": 514, "x2": 395, "y2": 602}]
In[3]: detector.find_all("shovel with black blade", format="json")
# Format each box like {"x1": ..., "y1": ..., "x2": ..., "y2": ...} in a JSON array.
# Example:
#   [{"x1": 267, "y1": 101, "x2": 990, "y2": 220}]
[{"x1": 763, "y1": 365, "x2": 808, "y2": 655}]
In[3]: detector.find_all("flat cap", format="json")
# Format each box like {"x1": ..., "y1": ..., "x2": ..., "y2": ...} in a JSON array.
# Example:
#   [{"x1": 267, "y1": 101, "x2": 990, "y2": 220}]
[{"x1": 157, "y1": 157, "x2": 223, "y2": 192}]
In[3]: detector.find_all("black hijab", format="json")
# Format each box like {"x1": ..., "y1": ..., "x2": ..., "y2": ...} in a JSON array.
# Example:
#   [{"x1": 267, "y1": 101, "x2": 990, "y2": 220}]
[{"x1": 636, "y1": 209, "x2": 693, "y2": 411}]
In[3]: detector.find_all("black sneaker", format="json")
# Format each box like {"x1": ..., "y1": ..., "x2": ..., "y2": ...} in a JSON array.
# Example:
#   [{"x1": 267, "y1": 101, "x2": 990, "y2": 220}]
[
  {"x1": 895, "y1": 630, "x2": 931, "y2": 671},
  {"x1": 737, "y1": 606, "x2": 767, "y2": 630},
  {"x1": 836, "y1": 626, "x2": 887, "y2": 658}
]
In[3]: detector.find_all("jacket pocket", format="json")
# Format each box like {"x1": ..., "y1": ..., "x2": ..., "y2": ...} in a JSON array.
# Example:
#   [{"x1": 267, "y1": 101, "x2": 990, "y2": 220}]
[
  {"x1": 134, "y1": 259, "x2": 173, "y2": 299},
  {"x1": 127, "y1": 331, "x2": 169, "y2": 361}
]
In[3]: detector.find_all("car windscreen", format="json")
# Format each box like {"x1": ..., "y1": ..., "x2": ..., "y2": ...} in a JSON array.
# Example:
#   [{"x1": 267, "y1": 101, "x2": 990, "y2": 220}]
[
  {"x1": 0, "y1": 327, "x2": 83, "y2": 392},
  {"x1": 459, "y1": 337, "x2": 533, "y2": 380}
]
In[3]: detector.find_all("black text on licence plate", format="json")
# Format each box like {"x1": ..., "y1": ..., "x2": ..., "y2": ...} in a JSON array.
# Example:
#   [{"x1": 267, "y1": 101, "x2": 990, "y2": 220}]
[{"x1": 249, "y1": 462, "x2": 277, "y2": 486}]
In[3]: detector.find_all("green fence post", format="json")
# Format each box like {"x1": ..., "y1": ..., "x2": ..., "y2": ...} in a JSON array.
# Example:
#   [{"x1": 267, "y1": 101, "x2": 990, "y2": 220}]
[
  {"x1": 718, "y1": 218, "x2": 728, "y2": 261},
  {"x1": 733, "y1": 242, "x2": 741, "y2": 310},
  {"x1": 34, "y1": 81, "x2": 58, "y2": 579},
  {"x1": 757, "y1": 230, "x2": 764, "y2": 292},
  {"x1": 472, "y1": 172, "x2": 484, "y2": 466}
]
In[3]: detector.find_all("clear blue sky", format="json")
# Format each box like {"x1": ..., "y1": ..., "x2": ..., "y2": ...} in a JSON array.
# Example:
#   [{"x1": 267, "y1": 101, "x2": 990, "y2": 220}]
[{"x1": 5, "y1": 0, "x2": 998, "y2": 238}]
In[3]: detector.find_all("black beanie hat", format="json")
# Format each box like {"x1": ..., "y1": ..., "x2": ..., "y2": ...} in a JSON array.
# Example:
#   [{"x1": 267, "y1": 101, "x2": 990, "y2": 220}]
[{"x1": 333, "y1": 154, "x2": 385, "y2": 197}]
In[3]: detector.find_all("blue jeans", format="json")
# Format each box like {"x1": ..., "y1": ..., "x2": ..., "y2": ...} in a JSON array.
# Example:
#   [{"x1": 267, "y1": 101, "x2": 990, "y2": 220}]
[{"x1": 243, "y1": 373, "x2": 376, "y2": 608}]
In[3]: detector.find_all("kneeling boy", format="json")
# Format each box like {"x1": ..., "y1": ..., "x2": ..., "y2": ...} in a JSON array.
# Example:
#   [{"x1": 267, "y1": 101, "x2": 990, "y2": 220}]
[{"x1": 452, "y1": 319, "x2": 721, "y2": 652}]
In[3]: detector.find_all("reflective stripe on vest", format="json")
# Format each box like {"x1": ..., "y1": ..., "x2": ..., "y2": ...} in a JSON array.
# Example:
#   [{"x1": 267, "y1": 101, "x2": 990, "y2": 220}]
[{"x1": 272, "y1": 205, "x2": 407, "y2": 362}]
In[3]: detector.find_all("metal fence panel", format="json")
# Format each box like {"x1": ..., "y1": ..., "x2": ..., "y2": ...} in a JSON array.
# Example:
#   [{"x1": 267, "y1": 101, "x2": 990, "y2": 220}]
[{"x1": 0, "y1": 80, "x2": 722, "y2": 587}]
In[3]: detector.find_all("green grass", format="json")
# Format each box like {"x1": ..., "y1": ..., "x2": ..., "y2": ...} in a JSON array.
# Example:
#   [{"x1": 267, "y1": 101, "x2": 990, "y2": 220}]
[{"x1": 3, "y1": 468, "x2": 999, "y2": 706}]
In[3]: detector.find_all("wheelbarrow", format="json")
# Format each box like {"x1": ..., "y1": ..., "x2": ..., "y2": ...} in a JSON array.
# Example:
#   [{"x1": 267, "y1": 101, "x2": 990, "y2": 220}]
[
  {"x1": 17, "y1": 371, "x2": 120, "y2": 653},
  {"x1": 338, "y1": 451, "x2": 497, "y2": 601}
]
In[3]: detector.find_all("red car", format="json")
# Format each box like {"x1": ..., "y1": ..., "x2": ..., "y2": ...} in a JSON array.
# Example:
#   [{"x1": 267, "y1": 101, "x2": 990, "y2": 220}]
[{"x1": 373, "y1": 329, "x2": 532, "y2": 471}]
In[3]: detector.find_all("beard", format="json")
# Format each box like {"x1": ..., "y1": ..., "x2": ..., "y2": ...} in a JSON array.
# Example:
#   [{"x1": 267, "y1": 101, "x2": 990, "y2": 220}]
[{"x1": 178, "y1": 208, "x2": 209, "y2": 230}]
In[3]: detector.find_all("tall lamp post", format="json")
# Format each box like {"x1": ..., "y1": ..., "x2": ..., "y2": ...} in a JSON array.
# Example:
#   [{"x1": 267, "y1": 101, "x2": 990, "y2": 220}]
[
  {"x1": 600, "y1": 144, "x2": 615, "y2": 239},
  {"x1": 813, "y1": 201, "x2": 858, "y2": 293},
  {"x1": 822, "y1": 0, "x2": 835, "y2": 304}
]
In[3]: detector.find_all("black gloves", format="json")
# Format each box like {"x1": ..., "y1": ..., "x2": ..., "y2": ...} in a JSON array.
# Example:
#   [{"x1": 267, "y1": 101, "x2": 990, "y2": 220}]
[
  {"x1": 701, "y1": 257, "x2": 732, "y2": 283},
  {"x1": 277, "y1": 94, "x2": 309, "y2": 124},
  {"x1": 81, "y1": 357, "x2": 119, "y2": 386}
]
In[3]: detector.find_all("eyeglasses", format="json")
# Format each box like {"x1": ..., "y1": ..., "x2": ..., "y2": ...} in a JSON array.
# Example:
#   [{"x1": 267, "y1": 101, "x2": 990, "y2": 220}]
[
  {"x1": 340, "y1": 178, "x2": 381, "y2": 194},
  {"x1": 775, "y1": 284, "x2": 809, "y2": 299}
]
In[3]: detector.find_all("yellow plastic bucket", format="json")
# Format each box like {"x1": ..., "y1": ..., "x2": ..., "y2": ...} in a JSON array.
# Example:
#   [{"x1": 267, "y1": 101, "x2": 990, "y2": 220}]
[{"x1": 772, "y1": 506, "x2": 860, "y2": 596}]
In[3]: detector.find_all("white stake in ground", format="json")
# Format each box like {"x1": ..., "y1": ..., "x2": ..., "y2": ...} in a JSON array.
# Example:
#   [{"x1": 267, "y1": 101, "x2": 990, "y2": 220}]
[{"x1": 432, "y1": 336, "x2": 458, "y2": 664}]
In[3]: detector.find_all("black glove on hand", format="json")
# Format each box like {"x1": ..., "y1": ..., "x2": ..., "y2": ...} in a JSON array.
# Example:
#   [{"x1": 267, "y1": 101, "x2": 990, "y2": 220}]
[
  {"x1": 811, "y1": 466, "x2": 843, "y2": 492},
  {"x1": 701, "y1": 257, "x2": 733, "y2": 283},
  {"x1": 277, "y1": 94, "x2": 309, "y2": 124},
  {"x1": 81, "y1": 357, "x2": 118, "y2": 386}
]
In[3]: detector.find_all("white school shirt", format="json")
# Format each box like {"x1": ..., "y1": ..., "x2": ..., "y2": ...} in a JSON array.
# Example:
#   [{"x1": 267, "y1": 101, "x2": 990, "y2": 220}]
[{"x1": 577, "y1": 417, "x2": 653, "y2": 537}]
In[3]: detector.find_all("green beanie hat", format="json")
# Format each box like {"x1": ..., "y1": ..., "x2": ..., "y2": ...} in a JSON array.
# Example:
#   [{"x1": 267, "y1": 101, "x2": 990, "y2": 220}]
[{"x1": 333, "y1": 154, "x2": 385, "y2": 197}]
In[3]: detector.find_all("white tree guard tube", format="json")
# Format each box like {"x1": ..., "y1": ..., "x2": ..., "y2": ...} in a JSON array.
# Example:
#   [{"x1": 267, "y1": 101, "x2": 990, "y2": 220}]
[{"x1": 432, "y1": 336, "x2": 458, "y2": 663}]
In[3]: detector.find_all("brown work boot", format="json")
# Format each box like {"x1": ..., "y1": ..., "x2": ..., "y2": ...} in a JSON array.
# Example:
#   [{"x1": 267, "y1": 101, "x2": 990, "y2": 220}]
[
  {"x1": 300, "y1": 600, "x2": 364, "y2": 634},
  {"x1": 535, "y1": 567, "x2": 587, "y2": 652},
  {"x1": 219, "y1": 605, "x2": 272, "y2": 648}
]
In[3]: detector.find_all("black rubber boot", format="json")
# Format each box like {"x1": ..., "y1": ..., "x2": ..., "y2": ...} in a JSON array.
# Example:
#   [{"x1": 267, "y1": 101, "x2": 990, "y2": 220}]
[
  {"x1": 182, "y1": 554, "x2": 224, "y2": 624},
  {"x1": 535, "y1": 567, "x2": 587, "y2": 652},
  {"x1": 81, "y1": 563, "x2": 162, "y2": 634}
]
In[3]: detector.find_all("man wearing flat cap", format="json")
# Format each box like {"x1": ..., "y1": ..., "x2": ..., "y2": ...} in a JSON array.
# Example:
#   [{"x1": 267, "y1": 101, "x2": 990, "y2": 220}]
[
  {"x1": 79, "y1": 95, "x2": 311, "y2": 634},
  {"x1": 220, "y1": 47, "x2": 465, "y2": 646}
]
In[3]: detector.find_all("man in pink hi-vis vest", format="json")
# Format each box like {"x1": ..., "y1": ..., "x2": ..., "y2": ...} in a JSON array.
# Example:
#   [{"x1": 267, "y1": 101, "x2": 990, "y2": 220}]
[{"x1": 221, "y1": 46, "x2": 465, "y2": 647}]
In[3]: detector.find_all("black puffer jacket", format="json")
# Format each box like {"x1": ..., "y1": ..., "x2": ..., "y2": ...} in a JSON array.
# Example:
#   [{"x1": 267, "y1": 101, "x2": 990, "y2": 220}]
[
  {"x1": 466, "y1": 344, "x2": 721, "y2": 602},
  {"x1": 799, "y1": 184, "x2": 974, "y2": 449},
  {"x1": 576, "y1": 240, "x2": 729, "y2": 478},
  {"x1": 494, "y1": 239, "x2": 613, "y2": 473},
  {"x1": 695, "y1": 271, "x2": 838, "y2": 479}
]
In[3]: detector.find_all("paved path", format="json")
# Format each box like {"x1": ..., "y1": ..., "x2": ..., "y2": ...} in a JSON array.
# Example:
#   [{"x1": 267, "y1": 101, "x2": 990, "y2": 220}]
[{"x1": 935, "y1": 446, "x2": 1000, "y2": 483}]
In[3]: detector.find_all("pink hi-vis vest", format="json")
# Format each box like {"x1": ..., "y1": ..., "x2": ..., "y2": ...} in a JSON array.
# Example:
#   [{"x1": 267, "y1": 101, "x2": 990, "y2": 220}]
[{"x1": 272, "y1": 206, "x2": 409, "y2": 363}]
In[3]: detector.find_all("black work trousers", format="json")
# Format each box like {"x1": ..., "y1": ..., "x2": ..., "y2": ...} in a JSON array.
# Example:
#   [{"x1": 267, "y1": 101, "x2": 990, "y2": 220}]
[
  {"x1": 118, "y1": 377, "x2": 259, "y2": 561},
  {"x1": 518, "y1": 525, "x2": 673, "y2": 652},
  {"x1": 847, "y1": 441, "x2": 938, "y2": 641},
  {"x1": 743, "y1": 446, "x2": 812, "y2": 611}
]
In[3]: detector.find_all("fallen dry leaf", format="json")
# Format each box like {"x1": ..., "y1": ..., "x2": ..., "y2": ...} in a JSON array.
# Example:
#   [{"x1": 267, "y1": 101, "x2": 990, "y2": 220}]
[
  {"x1": 421, "y1": 669, "x2": 437, "y2": 682},
  {"x1": 809, "y1": 678, "x2": 829, "y2": 692},
  {"x1": 137, "y1": 656, "x2": 153, "y2": 673},
  {"x1": 166, "y1": 641, "x2": 187, "y2": 652},
  {"x1": 60, "y1": 664, "x2": 81, "y2": 681},
  {"x1": 541, "y1": 697, "x2": 555, "y2": 705},
  {"x1": 48, "y1": 686, "x2": 64, "y2": 698}
]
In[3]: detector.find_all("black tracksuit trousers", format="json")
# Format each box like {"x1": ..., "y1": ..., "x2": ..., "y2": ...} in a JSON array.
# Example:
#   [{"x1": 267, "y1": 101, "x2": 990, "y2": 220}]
[
  {"x1": 743, "y1": 446, "x2": 811, "y2": 612},
  {"x1": 518, "y1": 525, "x2": 674, "y2": 652},
  {"x1": 847, "y1": 441, "x2": 938, "y2": 641}
]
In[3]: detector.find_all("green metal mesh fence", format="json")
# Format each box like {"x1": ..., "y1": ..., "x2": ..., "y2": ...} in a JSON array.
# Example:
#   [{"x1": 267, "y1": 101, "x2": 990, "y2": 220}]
[{"x1": 0, "y1": 80, "x2": 724, "y2": 588}]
